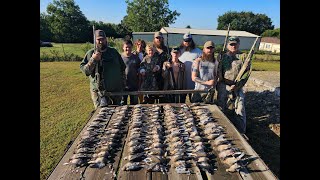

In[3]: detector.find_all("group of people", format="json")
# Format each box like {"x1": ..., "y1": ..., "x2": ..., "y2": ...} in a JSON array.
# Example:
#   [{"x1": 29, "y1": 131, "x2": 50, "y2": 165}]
[{"x1": 80, "y1": 30, "x2": 250, "y2": 134}]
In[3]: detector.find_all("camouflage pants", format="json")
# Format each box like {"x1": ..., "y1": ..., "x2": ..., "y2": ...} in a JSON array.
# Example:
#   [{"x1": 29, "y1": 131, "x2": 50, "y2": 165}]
[
  {"x1": 217, "y1": 82, "x2": 246, "y2": 133},
  {"x1": 90, "y1": 89, "x2": 122, "y2": 109}
]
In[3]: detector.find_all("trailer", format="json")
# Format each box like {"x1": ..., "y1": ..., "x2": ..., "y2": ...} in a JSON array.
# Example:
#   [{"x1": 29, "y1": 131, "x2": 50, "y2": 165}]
[{"x1": 47, "y1": 101, "x2": 277, "y2": 180}]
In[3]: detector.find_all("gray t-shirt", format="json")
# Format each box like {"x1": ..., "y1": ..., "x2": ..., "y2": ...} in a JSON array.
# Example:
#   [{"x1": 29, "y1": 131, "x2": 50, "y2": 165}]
[
  {"x1": 192, "y1": 60, "x2": 218, "y2": 90},
  {"x1": 121, "y1": 53, "x2": 140, "y2": 90},
  {"x1": 179, "y1": 47, "x2": 202, "y2": 89}
]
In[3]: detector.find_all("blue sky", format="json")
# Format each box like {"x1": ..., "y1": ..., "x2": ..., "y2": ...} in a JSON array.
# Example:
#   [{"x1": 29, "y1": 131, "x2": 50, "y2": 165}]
[{"x1": 40, "y1": 0, "x2": 280, "y2": 30}]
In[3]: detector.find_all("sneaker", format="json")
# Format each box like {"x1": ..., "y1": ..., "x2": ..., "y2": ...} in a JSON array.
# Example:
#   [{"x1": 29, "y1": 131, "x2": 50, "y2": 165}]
[{"x1": 99, "y1": 97, "x2": 108, "y2": 107}]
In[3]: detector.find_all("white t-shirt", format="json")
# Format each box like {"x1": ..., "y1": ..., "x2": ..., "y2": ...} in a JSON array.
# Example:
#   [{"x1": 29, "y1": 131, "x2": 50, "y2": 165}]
[{"x1": 178, "y1": 47, "x2": 202, "y2": 89}]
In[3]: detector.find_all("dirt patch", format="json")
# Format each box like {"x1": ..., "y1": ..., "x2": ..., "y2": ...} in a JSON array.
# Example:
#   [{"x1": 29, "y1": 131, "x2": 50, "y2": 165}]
[{"x1": 223, "y1": 83, "x2": 280, "y2": 178}]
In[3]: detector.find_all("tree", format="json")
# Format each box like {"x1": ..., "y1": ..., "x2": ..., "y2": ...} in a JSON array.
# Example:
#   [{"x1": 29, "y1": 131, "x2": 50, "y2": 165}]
[
  {"x1": 261, "y1": 28, "x2": 280, "y2": 38},
  {"x1": 46, "y1": 0, "x2": 90, "y2": 42},
  {"x1": 40, "y1": 13, "x2": 53, "y2": 42},
  {"x1": 186, "y1": 25, "x2": 191, "y2": 29},
  {"x1": 122, "y1": 0, "x2": 180, "y2": 32},
  {"x1": 217, "y1": 11, "x2": 274, "y2": 35}
]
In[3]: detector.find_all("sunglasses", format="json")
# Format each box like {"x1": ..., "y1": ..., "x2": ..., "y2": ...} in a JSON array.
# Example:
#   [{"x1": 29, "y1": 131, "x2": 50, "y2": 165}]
[
  {"x1": 184, "y1": 39, "x2": 192, "y2": 42},
  {"x1": 229, "y1": 43, "x2": 237, "y2": 46},
  {"x1": 155, "y1": 37, "x2": 162, "y2": 39},
  {"x1": 206, "y1": 46, "x2": 214, "y2": 49}
]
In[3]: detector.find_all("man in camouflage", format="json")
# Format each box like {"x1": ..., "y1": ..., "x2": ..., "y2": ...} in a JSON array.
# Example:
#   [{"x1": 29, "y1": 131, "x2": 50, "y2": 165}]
[
  {"x1": 80, "y1": 30, "x2": 126, "y2": 109},
  {"x1": 217, "y1": 36, "x2": 250, "y2": 134}
]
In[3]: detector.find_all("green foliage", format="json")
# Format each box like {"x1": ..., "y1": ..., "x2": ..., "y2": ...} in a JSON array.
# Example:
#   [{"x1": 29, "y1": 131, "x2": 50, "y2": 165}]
[
  {"x1": 40, "y1": 43, "x2": 85, "y2": 61},
  {"x1": 186, "y1": 25, "x2": 191, "y2": 28},
  {"x1": 40, "y1": 13, "x2": 53, "y2": 42},
  {"x1": 261, "y1": 28, "x2": 280, "y2": 38},
  {"x1": 217, "y1": 11, "x2": 274, "y2": 35},
  {"x1": 123, "y1": 0, "x2": 180, "y2": 32},
  {"x1": 46, "y1": 0, "x2": 91, "y2": 42},
  {"x1": 81, "y1": 42, "x2": 93, "y2": 54}
]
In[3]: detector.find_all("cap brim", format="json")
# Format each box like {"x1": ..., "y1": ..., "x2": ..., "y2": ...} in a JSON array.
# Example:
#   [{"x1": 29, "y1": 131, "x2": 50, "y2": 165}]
[
  {"x1": 96, "y1": 36, "x2": 105, "y2": 39},
  {"x1": 228, "y1": 41, "x2": 238, "y2": 44}
]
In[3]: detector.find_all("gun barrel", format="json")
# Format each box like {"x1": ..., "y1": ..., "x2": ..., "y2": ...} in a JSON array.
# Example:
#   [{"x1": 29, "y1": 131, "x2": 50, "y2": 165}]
[
  {"x1": 222, "y1": 23, "x2": 231, "y2": 52},
  {"x1": 93, "y1": 25, "x2": 96, "y2": 52}
]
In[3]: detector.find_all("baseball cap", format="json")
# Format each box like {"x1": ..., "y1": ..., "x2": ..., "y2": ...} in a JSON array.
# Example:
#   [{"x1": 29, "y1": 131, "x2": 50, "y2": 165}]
[
  {"x1": 95, "y1": 30, "x2": 106, "y2": 39},
  {"x1": 183, "y1": 33, "x2": 192, "y2": 41},
  {"x1": 228, "y1": 36, "x2": 240, "y2": 44},
  {"x1": 203, "y1": 41, "x2": 215, "y2": 48},
  {"x1": 154, "y1": 31, "x2": 163, "y2": 38},
  {"x1": 171, "y1": 46, "x2": 180, "y2": 53}
]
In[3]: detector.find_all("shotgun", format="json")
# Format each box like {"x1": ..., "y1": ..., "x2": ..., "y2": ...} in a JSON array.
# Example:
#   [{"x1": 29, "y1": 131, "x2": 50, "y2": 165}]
[
  {"x1": 218, "y1": 23, "x2": 230, "y2": 62},
  {"x1": 234, "y1": 37, "x2": 259, "y2": 83}
]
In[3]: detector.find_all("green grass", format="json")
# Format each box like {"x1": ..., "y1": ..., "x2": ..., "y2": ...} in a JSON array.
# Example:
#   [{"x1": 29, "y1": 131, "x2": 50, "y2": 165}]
[
  {"x1": 40, "y1": 62, "x2": 93, "y2": 180},
  {"x1": 40, "y1": 43, "x2": 92, "y2": 58},
  {"x1": 252, "y1": 61, "x2": 280, "y2": 71}
]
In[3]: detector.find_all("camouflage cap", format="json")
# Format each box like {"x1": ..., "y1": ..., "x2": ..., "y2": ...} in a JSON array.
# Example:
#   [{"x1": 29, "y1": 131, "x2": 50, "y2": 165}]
[
  {"x1": 95, "y1": 30, "x2": 106, "y2": 39},
  {"x1": 171, "y1": 46, "x2": 180, "y2": 53},
  {"x1": 228, "y1": 36, "x2": 240, "y2": 44},
  {"x1": 203, "y1": 41, "x2": 215, "y2": 48},
  {"x1": 154, "y1": 31, "x2": 163, "y2": 38}
]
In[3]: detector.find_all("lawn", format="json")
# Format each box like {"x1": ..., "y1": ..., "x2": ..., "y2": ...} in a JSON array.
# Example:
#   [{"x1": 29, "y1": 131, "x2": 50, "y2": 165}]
[{"x1": 40, "y1": 62, "x2": 93, "y2": 180}]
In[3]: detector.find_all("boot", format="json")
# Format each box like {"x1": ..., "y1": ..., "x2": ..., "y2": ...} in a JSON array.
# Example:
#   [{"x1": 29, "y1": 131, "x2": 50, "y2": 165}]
[{"x1": 99, "y1": 96, "x2": 108, "y2": 107}]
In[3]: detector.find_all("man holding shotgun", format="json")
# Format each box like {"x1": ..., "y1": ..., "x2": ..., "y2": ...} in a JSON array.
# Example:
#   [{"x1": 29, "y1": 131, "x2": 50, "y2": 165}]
[
  {"x1": 216, "y1": 36, "x2": 257, "y2": 134},
  {"x1": 80, "y1": 28, "x2": 126, "y2": 109}
]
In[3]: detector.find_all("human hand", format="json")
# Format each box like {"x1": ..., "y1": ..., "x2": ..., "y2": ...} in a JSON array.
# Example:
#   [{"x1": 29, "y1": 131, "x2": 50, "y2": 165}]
[
  {"x1": 92, "y1": 51, "x2": 102, "y2": 61},
  {"x1": 152, "y1": 66, "x2": 159, "y2": 72}
]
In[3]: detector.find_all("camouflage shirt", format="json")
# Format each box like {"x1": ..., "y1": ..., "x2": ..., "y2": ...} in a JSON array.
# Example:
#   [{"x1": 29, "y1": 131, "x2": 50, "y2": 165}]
[
  {"x1": 80, "y1": 47, "x2": 126, "y2": 92},
  {"x1": 218, "y1": 52, "x2": 250, "y2": 89},
  {"x1": 140, "y1": 56, "x2": 160, "y2": 91}
]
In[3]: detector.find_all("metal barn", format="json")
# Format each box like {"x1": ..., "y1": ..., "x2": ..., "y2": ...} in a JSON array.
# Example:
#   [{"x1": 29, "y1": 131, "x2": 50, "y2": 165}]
[{"x1": 132, "y1": 27, "x2": 261, "y2": 50}]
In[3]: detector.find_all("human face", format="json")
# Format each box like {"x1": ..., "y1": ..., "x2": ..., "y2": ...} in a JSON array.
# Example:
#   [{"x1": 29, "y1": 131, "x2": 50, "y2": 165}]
[
  {"x1": 146, "y1": 47, "x2": 154, "y2": 57},
  {"x1": 227, "y1": 42, "x2": 239, "y2": 53},
  {"x1": 155, "y1": 36, "x2": 163, "y2": 43},
  {"x1": 171, "y1": 51, "x2": 180, "y2": 61},
  {"x1": 204, "y1": 46, "x2": 214, "y2": 55},
  {"x1": 96, "y1": 37, "x2": 107, "y2": 50},
  {"x1": 136, "y1": 42, "x2": 142, "y2": 52},
  {"x1": 123, "y1": 43, "x2": 132, "y2": 55}
]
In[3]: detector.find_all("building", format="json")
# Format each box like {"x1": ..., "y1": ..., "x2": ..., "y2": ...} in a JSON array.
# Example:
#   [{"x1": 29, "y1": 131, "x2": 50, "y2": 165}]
[
  {"x1": 259, "y1": 37, "x2": 280, "y2": 53},
  {"x1": 132, "y1": 27, "x2": 261, "y2": 50}
]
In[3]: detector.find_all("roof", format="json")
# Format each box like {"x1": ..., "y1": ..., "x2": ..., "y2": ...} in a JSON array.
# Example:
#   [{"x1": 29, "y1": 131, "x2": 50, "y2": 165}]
[
  {"x1": 261, "y1": 37, "x2": 280, "y2": 44},
  {"x1": 160, "y1": 27, "x2": 260, "y2": 37}
]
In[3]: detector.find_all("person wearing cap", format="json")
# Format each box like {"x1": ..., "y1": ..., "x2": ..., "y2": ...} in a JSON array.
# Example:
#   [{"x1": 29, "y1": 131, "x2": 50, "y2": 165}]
[
  {"x1": 152, "y1": 31, "x2": 170, "y2": 103},
  {"x1": 139, "y1": 43, "x2": 161, "y2": 103},
  {"x1": 178, "y1": 32, "x2": 202, "y2": 103},
  {"x1": 162, "y1": 47, "x2": 186, "y2": 103},
  {"x1": 191, "y1": 40, "x2": 218, "y2": 103},
  {"x1": 121, "y1": 39, "x2": 141, "y2": 105},
  {"x1": 80, "y1": 29, "x2": 126, "y2": 109},
  {"x1": 216, "y1": 36, "x2": 249, "y2": 134}
]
